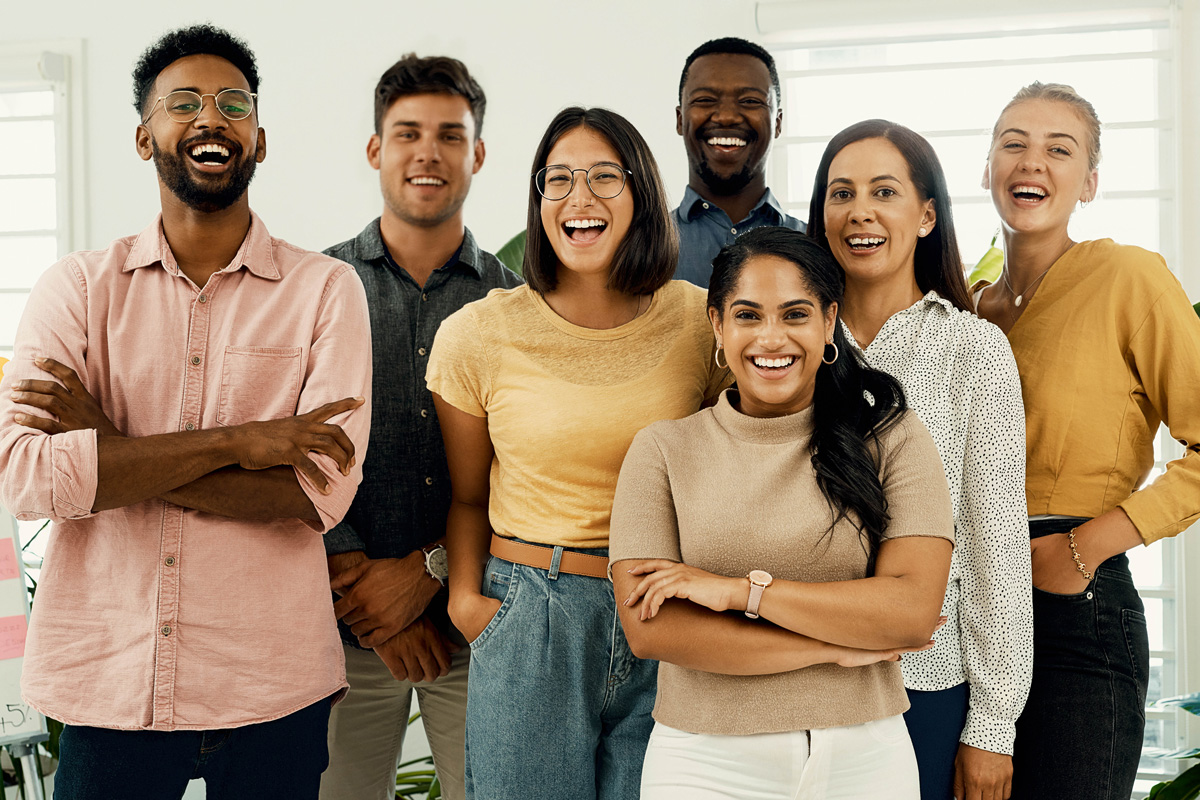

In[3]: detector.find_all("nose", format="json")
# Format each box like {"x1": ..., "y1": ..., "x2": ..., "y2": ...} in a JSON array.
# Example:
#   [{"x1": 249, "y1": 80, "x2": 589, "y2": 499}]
[
  {"x1": 565, "y1": 170, "x2": 595, "y2": 206},
  {"x1": 1016, "y1": 145, "x2": 1045, "y2": 173},
  {"x1": 413, "y1": 134, "x2": 441, "y2": 163},
  {"x1": 756, "y1": 318, "x2": 788, "y2": 349},
  {"x1": 191, "y1": 95, "x2": 227, "y2": 132},
  {"x1": 847, "y1": 193, "x2": 875, "y2": 225},
  {"x1": 711, "y1": 96, "x2": 743, "y2": 125}
]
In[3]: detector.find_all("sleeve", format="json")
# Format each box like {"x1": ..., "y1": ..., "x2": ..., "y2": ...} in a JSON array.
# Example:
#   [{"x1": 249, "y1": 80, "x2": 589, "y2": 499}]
[
  {"x1": 877, "y1": 412, "x2": 955, "y2": 544},
  {"x1": 608, "y1": 428, "x2": 683, "y2": 568},
  {"x1": 291, "y1": 264, "x2": 374, "y2": 533},
  {"x1": 955, "y1": 331, "x2": 1033, "y2": 755},
  {"x1": 1116, "y1": 267, "x2": 1200, "y2": 544},
  {"x1": 323, "y1": 520, "x2": 367, "y2": 555},
  {"x1": 425, "y1": 307, "x2": 490, "y2": 417},
  {"x1": 0, "y1": 259, "x2": 99, "y2": 521}
]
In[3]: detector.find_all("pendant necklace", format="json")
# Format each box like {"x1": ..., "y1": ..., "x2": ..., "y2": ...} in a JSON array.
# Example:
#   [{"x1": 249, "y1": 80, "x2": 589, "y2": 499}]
[{"x1": 1001, "y1": 265, "x2": 1054, "y2": 307}]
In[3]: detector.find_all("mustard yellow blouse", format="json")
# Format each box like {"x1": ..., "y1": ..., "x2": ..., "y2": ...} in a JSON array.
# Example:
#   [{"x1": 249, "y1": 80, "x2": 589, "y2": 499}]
[{"x1": 985, "y1": 239, "x2": 1200, "y2": 544}]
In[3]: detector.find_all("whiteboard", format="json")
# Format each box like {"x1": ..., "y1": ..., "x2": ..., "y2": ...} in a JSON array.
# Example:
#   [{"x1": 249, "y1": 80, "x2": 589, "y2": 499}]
[{"x1": 0, "y1": 508, "x2": 48, "y2": 746}]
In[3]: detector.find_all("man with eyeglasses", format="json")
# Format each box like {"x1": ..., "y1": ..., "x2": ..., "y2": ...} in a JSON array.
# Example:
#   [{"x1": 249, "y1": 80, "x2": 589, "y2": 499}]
[
  {"x1": 0, "y1": 24, "x2": 371, "y2": 799},
  {"x1": 673, "y1": 37, "x2": 805, "y2": 288},
  {"x1": 319, "y1": 54, "x2": 519, "y2": 800}
]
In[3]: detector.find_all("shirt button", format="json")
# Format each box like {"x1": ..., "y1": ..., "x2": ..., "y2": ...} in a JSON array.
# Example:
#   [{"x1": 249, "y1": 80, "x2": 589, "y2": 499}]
[
  {"x1": 702, "y1": 202, "x2": 709, "y2": 209},
  {"x1": 198, "y1": 294, "x2": 208, "y2": 304},
  {"x1": 164, "y1": 556, "x2": 176, "y2": 567},
  {"x1": 184, "y1": 422, "x2": 195, "y2": 431},
  {"x1": 422, "y1": 294, "x2": 428, "y2": 302},
  {"x1": 424, "y1": 477, "x2": 433, "y2": 486},
  {"x1": 418, "y1": 347, "x2": 427, "y2": 356},
  {"x1": 731, "y1": 227, "x2": 738, "y2": 234},
  {"x1": 420, "y1": 409, "x2": 428, "y2": 418},
  {"x1": 161, "y1": 625, "x2": 172, "y2": 636},
  {"x1": 190, "y1": 355, "x2": 201, "y2": 366},
  {"x1": 1086, "y1": 592, "x2": 1094, "y2": 600}
]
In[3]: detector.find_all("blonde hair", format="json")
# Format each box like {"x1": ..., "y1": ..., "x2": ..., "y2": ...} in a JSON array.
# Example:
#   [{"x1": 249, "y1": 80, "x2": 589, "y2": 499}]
[{"x1": 991, "y1": 81, "x2": 1102, "y2": 170}]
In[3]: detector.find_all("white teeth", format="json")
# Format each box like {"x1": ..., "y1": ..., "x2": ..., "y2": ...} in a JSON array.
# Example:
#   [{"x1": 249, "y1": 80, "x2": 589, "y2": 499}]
[
  {"x1": 848, "y1": 236, "x2": 886, "y2": 246},
  {"x1": 409, "y1": 177, "x2": 445, "y2": 185},
  {"x1": 1013, "y1": 185, "x2": 1046, "y2": 197},
  {"x1": 190, "y1": 143, "x2": 229, "y2": 157},
  {"x1": 753, "y1": 356, "x2": 795, "y2": 368},
  {"x1": 707, "y1": 137, "x2": 747, "y2": 147},
  {"x1": 564, "y1": 219, "x2": 606, "y2": 229}
]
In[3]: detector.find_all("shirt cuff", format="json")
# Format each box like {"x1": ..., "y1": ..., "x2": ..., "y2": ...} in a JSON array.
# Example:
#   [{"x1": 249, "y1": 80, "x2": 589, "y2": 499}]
[
  {"x1": 959, "y1": 708, "x2": 1017, "y2": 756},
  {"x1": 50, "y1": 429, "x2": 99, "y2": 520}
]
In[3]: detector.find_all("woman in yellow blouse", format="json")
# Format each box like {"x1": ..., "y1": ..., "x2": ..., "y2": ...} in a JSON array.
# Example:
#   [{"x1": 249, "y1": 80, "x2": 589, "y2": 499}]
[{"x1": 975, "y1": 82, "x2": 1200, "y2": 799}]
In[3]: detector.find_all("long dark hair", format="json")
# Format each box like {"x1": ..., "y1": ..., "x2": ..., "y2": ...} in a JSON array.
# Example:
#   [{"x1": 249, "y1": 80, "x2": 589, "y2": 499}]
[
  {"x1": 708, "y1": 227, "x2": 908, "y2": 556},
  {"x1": 806, "y1": 119, "x2": 974, "y2": 313},
  {"x1": 522, "y1": 107, "x2": 677, "y2": 295}
]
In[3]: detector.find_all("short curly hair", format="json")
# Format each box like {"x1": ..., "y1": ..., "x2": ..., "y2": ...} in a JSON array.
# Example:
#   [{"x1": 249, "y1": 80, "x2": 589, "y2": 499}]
[
  {"x1": 132, "y1": 24, "x2": 259, "y2": 119},
  {"x1": 679, "y1": 37, "x2": 780, "y2": 107}
]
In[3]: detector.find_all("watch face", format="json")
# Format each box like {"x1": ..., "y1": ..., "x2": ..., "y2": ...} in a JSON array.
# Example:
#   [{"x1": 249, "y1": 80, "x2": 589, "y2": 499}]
[
  {"x1": 748, "y1": 569, "x2": 773, "y2": 587},
  {"x1": 426, "y1": 547, "x2": 449, "y2": 579}
]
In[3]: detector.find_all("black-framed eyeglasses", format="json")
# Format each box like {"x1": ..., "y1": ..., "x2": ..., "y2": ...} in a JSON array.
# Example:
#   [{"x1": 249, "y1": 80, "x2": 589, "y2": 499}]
[
  {"x1": 534, "y1": 163, "x2": 632, "y2": 201},
  {"x1": 142, "y1": 89, "x2": 257, "y2": 124}
]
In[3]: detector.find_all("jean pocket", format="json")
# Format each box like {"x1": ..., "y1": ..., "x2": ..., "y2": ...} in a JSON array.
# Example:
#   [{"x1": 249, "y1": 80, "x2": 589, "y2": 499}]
[
  {"x1": 864, "y1": 714, "x2": 911, "y2": 746},
  {"x1": 470, "y1": 562, "x2": 519, "y2": 651},
  {"x1": 1121, "y1": 608, "x2": 1149, "y2": 710},
  {"x1": 216, "y1": 346, "x2": 303, "y2": 427}
]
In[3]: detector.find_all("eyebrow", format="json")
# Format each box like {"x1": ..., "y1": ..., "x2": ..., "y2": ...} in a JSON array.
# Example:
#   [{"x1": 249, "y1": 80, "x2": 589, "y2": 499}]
[
  {"x1": 828, "y1": 175, "x2": 902, "y2": 187},
  {"x1": 169, "y1": 86, "x2": 242, "y2": 94},
  {"x1": 544, "y1": 160, "x2": 624, "y2": 170},
  {"x1": 730, "y1": 298, "x2": 815, "y2": 309},
  {"x1": 688, "y1": 86, "x2": 769, "y2": 97},
  {"x1": 999, "y1": 127, "x2": 1080, "y2": 145},
  {"x1": 390, "y1": 120, "x2": 467, "y2": 130}
]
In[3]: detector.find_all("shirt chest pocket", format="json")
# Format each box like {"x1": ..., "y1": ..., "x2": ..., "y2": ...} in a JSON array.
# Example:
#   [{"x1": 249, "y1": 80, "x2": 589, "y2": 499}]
[{"x1": 216, "y1": 346, "x2": 304, "y2": 427}]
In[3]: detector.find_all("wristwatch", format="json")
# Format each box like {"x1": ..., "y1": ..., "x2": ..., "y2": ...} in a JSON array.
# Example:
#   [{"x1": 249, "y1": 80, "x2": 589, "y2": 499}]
[
  {"x1": 422, "y1": 544, "x2": 449, "y2": 587},
  {"x1": 744, "y1": 570, "x2": 773, "y2": 619}
]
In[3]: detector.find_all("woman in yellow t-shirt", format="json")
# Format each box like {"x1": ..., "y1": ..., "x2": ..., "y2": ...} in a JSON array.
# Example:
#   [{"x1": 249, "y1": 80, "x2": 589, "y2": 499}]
[
  {"x1": 425, "y1": 107, "x2": 729, "y2": 800},
  {"x1": 975, "y1": 82, "x2": 1200, "y2": 799}
]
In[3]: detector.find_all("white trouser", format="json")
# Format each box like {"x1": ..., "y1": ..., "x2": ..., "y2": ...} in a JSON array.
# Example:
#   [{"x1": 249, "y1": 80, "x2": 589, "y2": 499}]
[
  {"x1": 640, "y1": 715, "x2": 920, "y2": 800},
  {"x1": 320, "y1": 642, "x2": 469, "y2": 800}
]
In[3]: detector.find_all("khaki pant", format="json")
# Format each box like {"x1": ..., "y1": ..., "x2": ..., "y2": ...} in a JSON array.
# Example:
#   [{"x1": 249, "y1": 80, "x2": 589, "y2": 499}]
[{"x1": 320, "y1": 642, "x2": 469, "y2": 800}]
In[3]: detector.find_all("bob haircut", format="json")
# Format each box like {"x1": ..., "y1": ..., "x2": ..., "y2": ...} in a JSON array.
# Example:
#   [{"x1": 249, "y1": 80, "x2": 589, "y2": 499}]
[
  {"x1": 806, "y1": 119, "x2": 974, "y2": 314},
  {"x1": 522, "y1": 107, "x2": 677, "y2": 296}
]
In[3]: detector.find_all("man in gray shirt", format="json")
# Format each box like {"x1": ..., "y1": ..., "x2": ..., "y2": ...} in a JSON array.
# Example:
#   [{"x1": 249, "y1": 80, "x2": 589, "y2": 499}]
[
  {"x1": 320, "y1": 54, "x2": 520, "y2": 800},
  {"x1": 673, "y1": 37, "x2": 805, "y2": 288}
]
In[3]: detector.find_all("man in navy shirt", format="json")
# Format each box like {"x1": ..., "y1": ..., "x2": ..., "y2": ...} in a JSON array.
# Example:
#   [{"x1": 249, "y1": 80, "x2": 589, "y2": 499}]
[{"x1": 673, "y1": 37, "x2": 805, "y2": 287}]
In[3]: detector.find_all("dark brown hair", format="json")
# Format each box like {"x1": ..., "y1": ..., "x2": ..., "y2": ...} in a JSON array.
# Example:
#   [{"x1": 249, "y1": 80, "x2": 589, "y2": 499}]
[
  {"x1": 807, "y1": 119, "x2": 974, "y2": 314},
  {"x1": 374, "y1": 53, "x2": 486, "y2": 137},
  {"x1": 523, "y1": 107, "x2": 677, "y2": 296}
]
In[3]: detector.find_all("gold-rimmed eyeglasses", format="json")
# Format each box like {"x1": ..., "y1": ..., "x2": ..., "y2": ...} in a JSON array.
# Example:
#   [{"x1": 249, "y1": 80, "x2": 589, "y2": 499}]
[
  {"x1": 534, "y1": 163, "x2": 632, "y2": 201},
  {"x1": 142, "y1": 89, "x2": 257, "y2": 124}
]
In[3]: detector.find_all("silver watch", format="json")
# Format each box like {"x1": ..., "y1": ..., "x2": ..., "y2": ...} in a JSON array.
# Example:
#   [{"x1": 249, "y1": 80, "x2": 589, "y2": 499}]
[{"x1": 423, "y1": 544, "x2": 449, "y2": 587}]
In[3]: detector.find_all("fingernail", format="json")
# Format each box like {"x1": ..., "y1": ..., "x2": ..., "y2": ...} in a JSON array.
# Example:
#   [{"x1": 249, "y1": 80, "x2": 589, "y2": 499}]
[
  {"x1": 34, "y1": 357, "x2": 47, "y2": 364},
  {"x1": 13, "y1": 413, "x2": 27, "y2": 422}
]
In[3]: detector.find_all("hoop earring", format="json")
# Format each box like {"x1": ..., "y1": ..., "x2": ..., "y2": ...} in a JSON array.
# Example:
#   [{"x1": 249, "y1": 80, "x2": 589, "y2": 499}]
[
  {"x1": 714, "y1": 346, "x2": 728, "y2": 369},
  {"x1": 822, "y1": 342, "x2": 839, "y2": 365}
]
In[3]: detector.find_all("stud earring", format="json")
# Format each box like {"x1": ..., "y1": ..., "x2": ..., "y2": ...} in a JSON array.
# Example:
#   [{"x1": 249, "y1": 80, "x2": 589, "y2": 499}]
[{"x1": 918, "y1": 227, "x2": 928, "y2": 237}]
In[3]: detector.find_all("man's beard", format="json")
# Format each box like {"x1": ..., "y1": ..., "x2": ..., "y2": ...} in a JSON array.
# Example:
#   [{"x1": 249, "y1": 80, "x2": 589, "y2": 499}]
[
  {"x1": 152, "y1": 135, "x2": 257, "y2": 213},
  {"x1": 695, "y1": 156, "x2": 755, "y2": 197}
]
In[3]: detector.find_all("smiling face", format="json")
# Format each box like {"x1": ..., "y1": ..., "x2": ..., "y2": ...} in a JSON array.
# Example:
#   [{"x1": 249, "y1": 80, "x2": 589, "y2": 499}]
[
  {"x1": 369, "y1": 92, "x2": 484, "y2": 229},
  {"x1": 985, "y1": 98, "x2": 1098, "y2": 237},
  {"x1": 677, "y1": 53, "x2": 781, "y2": 197},
  {"x1": 823, "y1": 137, "x2": 935, "y2": 292},
  {"x1": 709, "y1": 254, "x2": 837, "y2": 418},
  {"x1": 539, "y1": 126, "x2": 634, "y2": 282},
  {"x1": 136, "y1": 54, "x2": 265, "y2": 213}
]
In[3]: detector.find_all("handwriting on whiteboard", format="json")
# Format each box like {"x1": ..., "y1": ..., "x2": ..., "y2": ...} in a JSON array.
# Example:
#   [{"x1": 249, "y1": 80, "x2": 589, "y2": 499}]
[{"x1": 0, "y1": 615, "x2": 27, "y2": 660}]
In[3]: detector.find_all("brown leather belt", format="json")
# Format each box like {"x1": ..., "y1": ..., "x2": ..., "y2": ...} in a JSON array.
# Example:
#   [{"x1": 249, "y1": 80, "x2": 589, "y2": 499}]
[{"x1": 489, "y1": 534, "x2": 610, "y2": 579}]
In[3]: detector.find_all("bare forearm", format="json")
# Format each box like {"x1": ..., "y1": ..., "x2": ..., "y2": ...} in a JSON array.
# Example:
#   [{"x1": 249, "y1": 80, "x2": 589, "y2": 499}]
[
  {"x1": 160, "y1": 466, "x2": 319, "y2": 520},
  {"x1": 94, "y1": 429, "x2": 236, "y2": 512},
  {"x1": 446, "y1": 500, "x2": 491, "y2": 604}
]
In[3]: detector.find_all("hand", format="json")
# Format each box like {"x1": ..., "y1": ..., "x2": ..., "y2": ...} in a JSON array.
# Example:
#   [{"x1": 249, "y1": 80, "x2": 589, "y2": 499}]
[
  {"x1": 327, "y1": 550, "x2": 368, "y2": 581},
  {"x1": 831, "y1": 616, "x2": 948, "y2": 668},
  {"x1": 232, "y1": 396, "x2": 364, "y2": 493},
  {"x1": 953, "y1": 743, "x2": 1012, "y2": 800},
  {"x1": 373, "y1": 616, "x2": 462, "y2": 683},
  {"x1": 1029, "y1": 533, "x2": 1091, "y2": 594},
  {"x1": 623, "y1": 559, "x2": 745, "y2": 620},
  {"x1": 10, "y1": 357, "x2": 123, "y2": 436},
  {"x1": 331, "y1": 553, "x2": 440, "y2": 648},
  {"x1": 448, "y1": 592, "x2": 502, "y2": 644}
]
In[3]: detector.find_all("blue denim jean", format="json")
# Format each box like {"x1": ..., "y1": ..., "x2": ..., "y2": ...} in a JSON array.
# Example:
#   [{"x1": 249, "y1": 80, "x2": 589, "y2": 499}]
[
  {"x1": 1011, "y1": 518, "x2": 1148, "y2": 800},
  {"x1": 54, "y1": 695, "x2": 333, "y2": 800},
  {"x1": 464, "y1": 549, "x2": 657, "y2": 800},
  {"x1": 903, "y1": 681, "x2": 969, "y2": 800}
]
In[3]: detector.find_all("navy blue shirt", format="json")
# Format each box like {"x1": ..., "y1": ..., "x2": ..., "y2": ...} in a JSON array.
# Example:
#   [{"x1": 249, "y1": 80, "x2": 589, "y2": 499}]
[
  {"x1": 672, "y1": 186, "x2": 806, "y2": 288},
  {"x1": 323, "y1": 219, "x2": 521, "y2": 569}
]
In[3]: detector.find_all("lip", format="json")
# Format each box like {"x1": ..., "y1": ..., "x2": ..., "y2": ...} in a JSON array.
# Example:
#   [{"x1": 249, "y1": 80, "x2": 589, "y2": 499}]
[
  {"x1": 841, "y1": 232, "x2": 888, "y2": 257},
  {"x1": 747, "y1": 354, "x2": 799, "y2": 380},
  {"x1": 699, "y1": 128, "x2": 755, "y2": 157},
  {"x1": 407, "y1": 174, "x2": 448, "y2": 187},
  {"x1": 559, "y1": 216, "x2": 609, "y2": 248},
  {"x1": 181, "y1": 137, "x2": 239, "y2": 175},
  {"x1": 1007, "y1": 180, "x2": 1050, "y2": 206}
]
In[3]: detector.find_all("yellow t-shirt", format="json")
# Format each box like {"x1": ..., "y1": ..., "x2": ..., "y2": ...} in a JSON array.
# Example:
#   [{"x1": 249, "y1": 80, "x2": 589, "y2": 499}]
[
  {"x1": 978, "y1": 239, "x2": 1200, "y2": 544},
  {"x1": 426, "y1": 281, "x2": 731, "y2": 548}
]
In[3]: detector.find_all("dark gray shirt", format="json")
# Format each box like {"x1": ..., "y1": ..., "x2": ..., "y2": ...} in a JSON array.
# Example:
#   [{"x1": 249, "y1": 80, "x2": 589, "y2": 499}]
[
  {"x1": 672, "y1": 185, "x2": 806, "y2": 288},
  {"x1": 323, "y1": 219, "x2": 522, "y2": 568}
]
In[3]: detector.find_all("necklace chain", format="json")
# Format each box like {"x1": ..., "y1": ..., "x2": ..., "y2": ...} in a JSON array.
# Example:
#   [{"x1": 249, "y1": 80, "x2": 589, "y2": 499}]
[{"x1": 1001, "y1": 265, "x2": 1053, "y2": 307}]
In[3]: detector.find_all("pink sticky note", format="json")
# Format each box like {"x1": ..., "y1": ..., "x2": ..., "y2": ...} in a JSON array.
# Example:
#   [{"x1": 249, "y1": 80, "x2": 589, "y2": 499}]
[
  {"x1": 0, "y1": 539, "x2": 17, "y2": 582},
  {"x1": 0, "y1": 615, "x2": 26, "y2": 660}
]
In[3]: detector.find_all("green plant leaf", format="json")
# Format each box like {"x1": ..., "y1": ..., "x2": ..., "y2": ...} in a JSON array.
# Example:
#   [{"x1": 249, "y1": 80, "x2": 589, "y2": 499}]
[
  {"x1": 967, "y1": 246, "x2": 1004, "y2": 287},
  {"x1": 1145, "y1": 747, "x2": 1200, "y2": 760},
  {"x1": 1193, "y1": 300, "x2": 1199, "y2": 319},
  {"x1": 1150, "y1": 761, "x2": 1200, "y2": 799},
  {"x1": 495, "y1": 231, "x2": 526, "y2": 276},
  {"x1": 1152, "y1": 691, "x2": 1200, "y2": 716}
]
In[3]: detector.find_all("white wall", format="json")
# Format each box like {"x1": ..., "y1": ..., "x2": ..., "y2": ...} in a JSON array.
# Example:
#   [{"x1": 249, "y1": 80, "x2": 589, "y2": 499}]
[{"x1": 2, "y1": 0, "x2": 762, "y2": 257}]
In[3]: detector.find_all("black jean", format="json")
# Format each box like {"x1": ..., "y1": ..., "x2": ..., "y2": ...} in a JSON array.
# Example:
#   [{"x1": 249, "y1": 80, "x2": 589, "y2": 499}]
[
  {"x1": 53, "y1": 695, "x2": 333, "y2": 800},
  {"x1": 1011, "y1": 518, "x2": 1149, "y2": 800}
]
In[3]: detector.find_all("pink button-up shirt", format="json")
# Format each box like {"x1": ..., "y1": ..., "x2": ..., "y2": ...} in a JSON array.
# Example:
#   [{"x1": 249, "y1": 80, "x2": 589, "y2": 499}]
[{"x1": 0, "y1": 213, "x2": 371, "y2": 731}]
